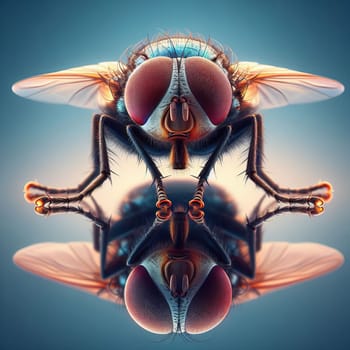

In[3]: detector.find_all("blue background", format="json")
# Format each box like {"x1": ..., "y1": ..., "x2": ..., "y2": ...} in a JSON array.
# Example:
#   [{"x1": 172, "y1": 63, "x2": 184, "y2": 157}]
[{"x1": 1, "y1": 0, "x2": 349, "y2": 349}]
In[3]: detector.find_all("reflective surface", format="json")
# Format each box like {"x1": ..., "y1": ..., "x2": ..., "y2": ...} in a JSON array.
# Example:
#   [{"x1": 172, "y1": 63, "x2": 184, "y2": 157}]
[
  {"x1": 2, "y1": 0, "x2": 349, "y2": 349},
  {"x1": 13, "y1": 180, "x2": 343, "y2": 335}
]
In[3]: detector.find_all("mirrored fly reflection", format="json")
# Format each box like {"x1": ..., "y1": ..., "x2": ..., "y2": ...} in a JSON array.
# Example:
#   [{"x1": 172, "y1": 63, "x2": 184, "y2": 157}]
[
  {"x1": 13, "y1": 35, "x2": 344, "y2": 217},
  {"x1": 13, "y1": 180, "x2": 343, "y2": 335}
]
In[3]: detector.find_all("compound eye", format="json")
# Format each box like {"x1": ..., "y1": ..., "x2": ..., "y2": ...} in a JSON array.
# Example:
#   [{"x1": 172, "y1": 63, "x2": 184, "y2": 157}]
[
  {"x1": 185, "y1": 266, "x2": 232, "y2": 334},
  {"x1": 185, "y1": 57, "x2": 232, "y2": 125},
  {"x1": 124, "y1": 57, "x2": 173, "y2": 125},
  {"x1": 124, "y1": 266, "x2": 172, "y2": 334}
]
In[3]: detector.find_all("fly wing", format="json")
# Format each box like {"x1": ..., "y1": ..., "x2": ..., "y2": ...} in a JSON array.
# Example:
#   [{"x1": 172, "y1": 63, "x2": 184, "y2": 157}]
[
  {"x1": 235, "y1": 242, "x2": 343, "y2": 304},
  {"x1": 13, "y1": 241, "x2": 121, "y2": 304},
  {"x1": 12, "y1": 62, "x2": 127, "y2": 111},
  {"x1": 233, "y1": 62, "x2": 344, "y2": 110}
]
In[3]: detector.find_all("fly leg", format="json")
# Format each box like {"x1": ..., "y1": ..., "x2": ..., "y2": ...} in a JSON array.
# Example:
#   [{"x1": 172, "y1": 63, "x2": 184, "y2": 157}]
[
  {"x1": 248, "y1": 194, "x2": 323, "y2": 252},
  {"x1": 249, "y1": 200, "x2": 323, "y2": 254},
  {"x1": 249, "y1": 203, "x2": 323, "y2": 229},
  {"x1": 244, "y1": 114, "x2": 330, "y2": 206},
  {"x1": 243, "y1": 197, "x2": 322, "y2": 277},
  {"x1": 28, "y1": 114, "x2": 126, "y2": 212},
  {"x1": 34, "y1": 192, "x2": 109, "y2": 251},
  {"x1": 127, "y1": 125, "x2": 172, "y2": 221},
  {"x1": 34, "y1": 201, "x2": 107, "y2": 226},
  {"x1": 38, "y1": 198, "x2": 130, "y2": 279},
  {"x1": 189, "y1": 125, "x2": 232, "y2": 220},
  {"x1": 25, "y1": 114, "x2": 104, "y2": 203}
]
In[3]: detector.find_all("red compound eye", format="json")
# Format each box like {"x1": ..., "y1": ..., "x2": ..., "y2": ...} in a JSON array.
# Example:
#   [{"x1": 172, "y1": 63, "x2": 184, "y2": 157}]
[
  {"x1": 185, "y1": 266, "x2": 232, "y2": 334},
  {"x1": 124, "y1": 266, "x2": 172, "y2": 334},
  {"x1": 185, "y1": 57, "x2": 232, "y2": 125},
  {"x1": 124, "y1": 57, "x2": 173, "y2": 125}
]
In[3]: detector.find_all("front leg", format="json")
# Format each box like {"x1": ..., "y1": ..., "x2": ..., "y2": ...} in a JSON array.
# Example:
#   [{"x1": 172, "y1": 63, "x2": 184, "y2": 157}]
[
  {"x1": 38, "y1": 199, "x2": 130, "y2": 280},
  {"x1": 25, "y1": 113, "x2": 103, "y2": 202},
  {"x1": 244, "y1": 114, "x2": 331, "y2": 206},
  {"x1": 27, "y1": 114, "x2": 123, "y2": 211},
  {"x1": 126, "y1": 125, "x2": 172, "y2": 221},
  {"x1": 34, "y1": 196, "x2": 109, "y2": 252},
  {"x1": 189, "y1": 126, "x2": 232, "y2": 219}
]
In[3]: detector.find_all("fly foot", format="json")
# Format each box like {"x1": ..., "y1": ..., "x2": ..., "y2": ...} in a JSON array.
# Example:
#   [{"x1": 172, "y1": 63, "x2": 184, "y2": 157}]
[
  {"x1": 24, "y1": 181, "x2": 48, "y2": 203},
  {"x1": 156, "y1": 198, "x2": 172, "y2": 222},
  {"x1": 188, "y1": 198, "x2": 205, "y2": 223}
]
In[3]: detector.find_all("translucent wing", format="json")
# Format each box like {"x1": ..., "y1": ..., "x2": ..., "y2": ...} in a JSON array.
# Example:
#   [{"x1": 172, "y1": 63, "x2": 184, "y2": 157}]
[
  {"x1": 12, "y1": 62, "x2": 127, "y2": 111},
  {"x1": 233, "y1": 62, "x2": 344, "y2": 110},
  {"x1": 13, "y1": 242, "x2": 121, "y2": 304},
  {"x1": 235, "y1": 242, "x2": 343, "y2": 304}
]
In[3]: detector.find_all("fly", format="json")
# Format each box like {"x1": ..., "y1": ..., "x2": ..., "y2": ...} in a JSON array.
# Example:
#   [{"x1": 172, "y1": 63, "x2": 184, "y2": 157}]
[{"x1": 12, "y1": 35, "x2": 344, "y2": 215}]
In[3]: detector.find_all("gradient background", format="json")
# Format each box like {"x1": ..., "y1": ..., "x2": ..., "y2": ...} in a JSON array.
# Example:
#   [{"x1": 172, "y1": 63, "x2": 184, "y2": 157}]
[{"x1": 1, "y1": 0, "x2": 349, "y2": 349}]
